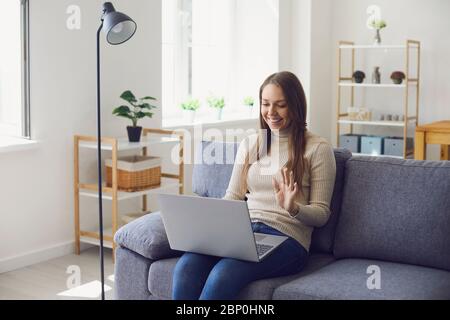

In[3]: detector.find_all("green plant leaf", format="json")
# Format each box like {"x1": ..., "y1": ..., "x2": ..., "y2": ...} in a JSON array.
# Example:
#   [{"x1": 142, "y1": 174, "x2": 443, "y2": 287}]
[
  {"x1": 112, "y1": 105, "x2": 131, "y2": 115},
  {"x1": 207, "y1": 96, "x2": 225, "y2": 109},
  {"x1": 139, "y1": 103, "x2": 157, "y2": 110},
  {"x1": 120, "y1": 90, "x2": 137, "y2": 103},
  {"x1": 134, "y1": 111, "x2": 153, "y2": 119},
  {"x1": 180, "y1": 98, "x2": 200, "y2": 111},
  {"x1": 243, "y1": 96, "x2": 254, "y2": 106},
  {"x1": 114, "y1": 113, "x2": 134, "y2": 120},
  {"x1": 140, "y1": 96, "x2": 157, "y2": 101}
]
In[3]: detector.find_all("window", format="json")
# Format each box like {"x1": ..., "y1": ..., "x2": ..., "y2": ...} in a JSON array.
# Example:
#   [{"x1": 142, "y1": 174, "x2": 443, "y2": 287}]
[
  {"x1": 0, "y1": 0, "x2": 30, "y2": 138},
  {"x1": 162, "y1": 0, "x2": 279, "y2": 126}
]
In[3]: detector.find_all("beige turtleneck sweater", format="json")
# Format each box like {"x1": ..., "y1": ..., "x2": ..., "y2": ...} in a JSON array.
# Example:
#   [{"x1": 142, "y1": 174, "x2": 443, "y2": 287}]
[{"x1": 223, "y1": 130, "x2": 336, "y2": 251}]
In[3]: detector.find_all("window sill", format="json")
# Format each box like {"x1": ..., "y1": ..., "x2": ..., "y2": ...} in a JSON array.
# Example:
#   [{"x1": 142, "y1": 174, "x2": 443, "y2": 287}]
[
  {"x1": 0, "y1": 136, "x2": 39, "y2": 153},
  {"x1": 163, "y1": 116, "x2": 259, "y2": 130}
]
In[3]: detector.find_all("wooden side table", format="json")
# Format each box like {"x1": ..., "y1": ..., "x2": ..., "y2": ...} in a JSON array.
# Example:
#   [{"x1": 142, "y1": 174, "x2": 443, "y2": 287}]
[{"x1": 414, "y1": 120, "x2": 450, "y2": 160}]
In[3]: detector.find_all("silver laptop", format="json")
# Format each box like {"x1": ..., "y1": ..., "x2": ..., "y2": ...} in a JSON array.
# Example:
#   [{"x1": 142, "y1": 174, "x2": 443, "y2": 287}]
[{"x1": 158, "y1": 194, "x2": 287, "y2": 262}]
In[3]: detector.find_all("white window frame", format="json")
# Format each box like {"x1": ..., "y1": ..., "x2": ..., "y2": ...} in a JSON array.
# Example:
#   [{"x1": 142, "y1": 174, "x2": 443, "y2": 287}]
[
  {"x1": 0, "y1": 0, "x2": 30, "y2": 139},
  {"x1": 162, "y1": 0, "x2": 279, "y2": 127}
]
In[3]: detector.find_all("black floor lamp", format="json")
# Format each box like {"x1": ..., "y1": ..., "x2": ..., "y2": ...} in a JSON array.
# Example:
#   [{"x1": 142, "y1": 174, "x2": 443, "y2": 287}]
[{"x1": 96, "y1": 2, "x2": 136, "y2": 300}]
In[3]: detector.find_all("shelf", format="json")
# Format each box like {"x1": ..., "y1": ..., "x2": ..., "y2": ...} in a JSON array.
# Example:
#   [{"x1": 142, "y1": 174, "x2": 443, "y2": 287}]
[
  {"x1": 80, "y1": 227, "x2": 113, "y2": 248},
  {"x1": 339, "y1": 83, "x2": 408, "y2": 88},
  {"x1": 338, "y1": 119, "x2": 413, "y2": 127},
  {"x1": 79, "y1": 178, "x2": 182, "y2": 201},
  {"x1": 339, "y1": 44, "x2": 406, "y2": 49},
  {"x1": 79, "y1": 136, "x2": 180, "y2": 151}
]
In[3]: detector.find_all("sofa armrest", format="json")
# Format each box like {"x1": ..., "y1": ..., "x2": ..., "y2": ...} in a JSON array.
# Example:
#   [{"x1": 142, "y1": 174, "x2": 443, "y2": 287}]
[{"x1": 114, "y1": 211, "x2": 182, "y2": 260}]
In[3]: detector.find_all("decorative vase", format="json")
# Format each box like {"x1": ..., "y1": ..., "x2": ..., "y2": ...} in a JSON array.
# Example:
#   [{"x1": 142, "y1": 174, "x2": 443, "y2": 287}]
[
  {"x1": 374, "y1": 29, "x2": 381, "y2": 45},
  {"x1": 183, "y1": 110, "x2": 196, "y2": 123},
  {"x1": 127, "y1": 126, "x2": 142, "y2": 142},
  {"x1": 352, "y1": 71, "x2": 366, "y2": 83},
  {"x1": 372, "y1": 66, "x2": 381, "y2": 84}
]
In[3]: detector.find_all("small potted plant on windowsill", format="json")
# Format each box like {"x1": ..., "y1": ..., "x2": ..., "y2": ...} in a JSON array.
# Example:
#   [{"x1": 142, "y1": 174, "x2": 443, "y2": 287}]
[
  {"x1": 112, "y1": 90, "x2": 157, "y2": 142},
  {"x1": 207, "y1": 95, "x2": 225, "y2": 120},
  {"x1": 243, "y1": 96, "x2": 255, "y2": 117},
  {"x1": 180, "y1": 98, "x2": 200, "y2": 124}
]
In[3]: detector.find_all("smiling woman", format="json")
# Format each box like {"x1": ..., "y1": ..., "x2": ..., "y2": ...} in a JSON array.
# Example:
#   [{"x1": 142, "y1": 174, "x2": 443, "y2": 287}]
[{"x1": 0, "y1": 0, "x2": 30, "y2": 139}]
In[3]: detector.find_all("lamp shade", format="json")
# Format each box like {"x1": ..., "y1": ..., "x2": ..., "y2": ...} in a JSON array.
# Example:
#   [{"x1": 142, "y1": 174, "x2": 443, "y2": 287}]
[{"x1": 102, "y1": 2, "x2": 137, "y2": 45}]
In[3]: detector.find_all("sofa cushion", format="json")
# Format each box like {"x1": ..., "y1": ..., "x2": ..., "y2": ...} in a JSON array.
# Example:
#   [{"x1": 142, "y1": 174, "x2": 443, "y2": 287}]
[
  {"x1": 192, "y1": 141, "x2": 239, "y2": 198},
  {"x1": 310, "y1": 148, "x2": 351, "y2": 254},
  {"x1": 148, "y1": 253, "x2": 335, "y2": 300},
  {"x1": 114, "y1": 247, "x2": 153, "y2": 300},
  {"x1": 273, "y1": 259, "x2": 450, "y2": 300},
  {"x1": 114, "y1": 212, "x2": 182, "y2": 260},
  {"x1": 334, "y1": 157, "x2": 450, "y2": 271}
]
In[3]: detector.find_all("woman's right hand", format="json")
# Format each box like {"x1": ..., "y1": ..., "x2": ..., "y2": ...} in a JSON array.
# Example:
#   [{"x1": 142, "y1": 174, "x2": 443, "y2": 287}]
[{"x1": 272, "y1": 168, "x2": 300, "y2": 216}]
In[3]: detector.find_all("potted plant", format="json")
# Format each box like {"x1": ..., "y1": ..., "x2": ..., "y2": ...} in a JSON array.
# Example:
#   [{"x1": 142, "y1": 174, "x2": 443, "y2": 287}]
[
  {"x1": 112, "y1": 90, "x2": 157, "y2": 142},
  {"x1": 180, "y1": 98, "x2": 200, "y2": 123},
  {"x1": 207, "y1": 96, "x2": 225, "y2": 120},
  {"x1": 370, "y1": 19, "x2": 387, "y2": 45},
  {"x1": 243, "y1": 96, "x2": 255, "y2": 117},
  {"x1": 352, "y1": 70, "x2": 366, "y2": 83},
  {"x1": 390, "y1": 71, "x2": 406, "y2": 84}
]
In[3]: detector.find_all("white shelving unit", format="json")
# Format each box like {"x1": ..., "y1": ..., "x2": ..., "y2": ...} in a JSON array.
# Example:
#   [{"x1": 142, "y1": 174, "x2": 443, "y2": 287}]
[
  {"x1": 338, "y1": 83, "x2": 407, "y2": 88},
  {"x1": 336, "y1": 40, "x2": 421, "y2": 158},
  {"x1": 74, "y1": 128, "x2": 184, "y2": 261}
]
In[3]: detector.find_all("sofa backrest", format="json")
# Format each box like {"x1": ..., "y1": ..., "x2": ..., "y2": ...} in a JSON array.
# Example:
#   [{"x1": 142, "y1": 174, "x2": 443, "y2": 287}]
[
  {"x1": 193, "y1": 140, "x2": 350, "y2": 253},
  {"x1": 334, "y1": 156, "x2": 450, "y2": 271},
  {"x1": 192, "y1": 141, "x2": 239, "y2": 198},
  {"x1": 310, "y1": 148, "x2": 352, "y2": 253}
]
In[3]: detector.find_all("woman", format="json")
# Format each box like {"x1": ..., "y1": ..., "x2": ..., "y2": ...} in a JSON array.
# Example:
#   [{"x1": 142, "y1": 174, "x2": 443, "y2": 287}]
[{"x1": 172, "y1": 71, "x2": 336, "y2": 300}]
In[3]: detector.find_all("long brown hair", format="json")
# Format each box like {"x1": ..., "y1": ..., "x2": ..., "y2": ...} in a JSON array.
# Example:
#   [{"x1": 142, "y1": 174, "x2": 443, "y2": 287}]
[{"x1": 244, "y1": 71, "x2": 308, "y2": 188}]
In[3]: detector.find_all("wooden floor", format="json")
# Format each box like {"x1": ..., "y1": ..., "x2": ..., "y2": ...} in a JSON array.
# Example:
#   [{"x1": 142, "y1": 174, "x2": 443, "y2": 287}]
[{"x1": 0, "y1": 247, "x2": 115, "y2": 300}]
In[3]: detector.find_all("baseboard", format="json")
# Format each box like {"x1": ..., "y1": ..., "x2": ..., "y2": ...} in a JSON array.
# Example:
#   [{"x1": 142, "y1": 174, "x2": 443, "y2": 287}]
[{"x1": 0, "y1": 241, "x2": 93, "y2": 274}]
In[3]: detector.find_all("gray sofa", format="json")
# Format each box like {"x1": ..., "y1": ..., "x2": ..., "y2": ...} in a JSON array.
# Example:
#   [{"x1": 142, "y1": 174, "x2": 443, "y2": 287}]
[{"x1": 114, "y1": 141, "x2": 450, "y2": 300}]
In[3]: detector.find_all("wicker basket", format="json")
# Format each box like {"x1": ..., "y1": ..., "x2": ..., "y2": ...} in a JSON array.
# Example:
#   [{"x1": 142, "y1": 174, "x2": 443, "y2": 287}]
[{"x1": 105, "y1": 155, "x2": 161, "y2": 191}]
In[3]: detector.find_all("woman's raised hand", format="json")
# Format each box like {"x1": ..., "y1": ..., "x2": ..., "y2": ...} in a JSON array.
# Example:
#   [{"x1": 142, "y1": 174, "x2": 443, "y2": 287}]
[{"x1": 272, "y1": 168, "x2": 299, "y2": 216}]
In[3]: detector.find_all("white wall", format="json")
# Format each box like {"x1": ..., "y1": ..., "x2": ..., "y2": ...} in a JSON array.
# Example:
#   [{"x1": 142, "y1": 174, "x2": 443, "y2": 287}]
[
  {"x1": 330, "y1": 0, "x2": 450, "y2": 159},
  {"x1": 0, "y1": 0, "x2": 161, "y2": 272},
  {"x1": 281, "y1": 0, "x2": 333, "y2": 142}
]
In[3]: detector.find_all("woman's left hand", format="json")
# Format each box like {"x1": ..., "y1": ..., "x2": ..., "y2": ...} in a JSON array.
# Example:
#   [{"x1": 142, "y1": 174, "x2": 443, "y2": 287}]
[{"x1": 272, "y1": 168, "x2": 300, "y2": 216}]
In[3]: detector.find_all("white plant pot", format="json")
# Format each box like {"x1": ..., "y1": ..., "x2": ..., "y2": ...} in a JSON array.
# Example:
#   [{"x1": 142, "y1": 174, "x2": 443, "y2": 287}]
[
  {"x1": 215, "y1": 108, "x2": 223, "y2": 120},
  {"x1": 183, "y1": 110, "x2": 196, "y2": 123},
  {"x1": 246, "y1": 105, "x2": 254, "y2": 118}
]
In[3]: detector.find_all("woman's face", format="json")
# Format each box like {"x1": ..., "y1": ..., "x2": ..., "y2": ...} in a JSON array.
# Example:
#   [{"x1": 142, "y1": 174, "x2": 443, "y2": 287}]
[{"x1": 261, "y1": 84, "x2": 290, "y2": 131}]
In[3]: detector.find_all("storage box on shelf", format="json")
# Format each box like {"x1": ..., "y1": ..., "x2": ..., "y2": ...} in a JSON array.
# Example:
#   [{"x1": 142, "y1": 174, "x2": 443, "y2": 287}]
[
  {"x1": 384, "y1": 137, "x2": 414, "y2": 157},
  {"x1": 336, "y1": 40, "x2": 420, "y2": 159},
  {"x1": 73, "y1": 128, "x2": 184, "y2": 261},
  {"x1": 339, "y1": 134, "x2": 363, "y2": 153},
  {"x1": 361, "y1": 136, "x2": 384, "y2": 156},
  {"x1": 105, "y1": 155, "x2": 162, "y2": 191}
]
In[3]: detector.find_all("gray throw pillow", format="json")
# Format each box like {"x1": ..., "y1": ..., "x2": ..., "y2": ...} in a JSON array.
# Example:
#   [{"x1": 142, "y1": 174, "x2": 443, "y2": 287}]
[{"x1": 114, "y1": 211, "x2": 182, "y2": 260}]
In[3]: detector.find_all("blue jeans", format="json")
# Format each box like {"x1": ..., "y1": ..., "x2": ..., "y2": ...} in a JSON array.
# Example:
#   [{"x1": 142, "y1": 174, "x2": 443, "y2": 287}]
[{"x1": 172, "y1": 222, "x2": 308, "y2": 300}]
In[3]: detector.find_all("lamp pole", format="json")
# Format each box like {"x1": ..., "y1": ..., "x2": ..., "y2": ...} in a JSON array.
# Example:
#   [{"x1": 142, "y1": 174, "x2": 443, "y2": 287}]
[
  {"x1": 96, "y1": 2, "x2": 136, "y2": 300},
  {"x1": 96, "y1": 21, "x2": 106, "y2": 301}
]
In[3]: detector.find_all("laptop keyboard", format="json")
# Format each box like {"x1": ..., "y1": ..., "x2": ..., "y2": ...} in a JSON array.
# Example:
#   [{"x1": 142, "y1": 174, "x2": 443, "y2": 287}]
[{"x1": 256, "y1": 243, "x2": 274, "y2": 257}]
